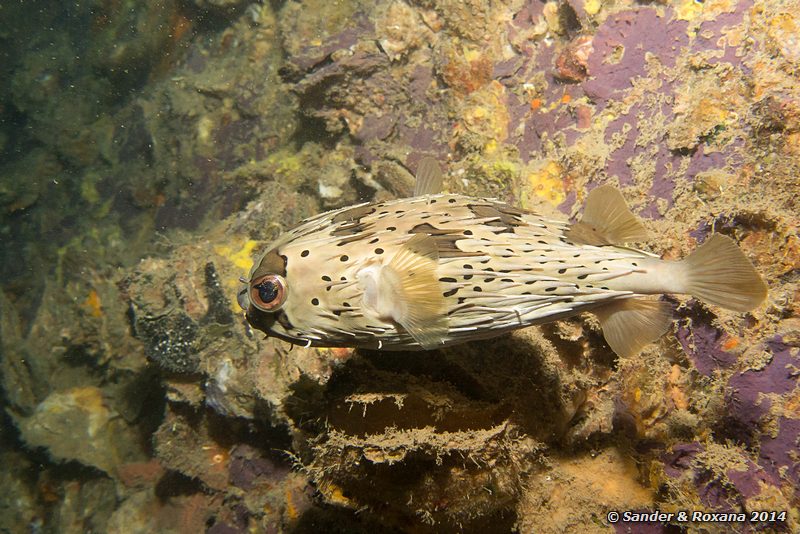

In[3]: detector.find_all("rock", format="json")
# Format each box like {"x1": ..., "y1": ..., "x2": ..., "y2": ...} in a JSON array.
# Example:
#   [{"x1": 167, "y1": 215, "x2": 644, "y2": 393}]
[
  {"x1": 554, "y1": 35, "x2": 593, "y2": 83},
  {"x1": 17, "y1": 387, "x2": 147, "y2": 475},
  {"x1": 51, "y1": 478, "x2": 117, "y2": 533}
]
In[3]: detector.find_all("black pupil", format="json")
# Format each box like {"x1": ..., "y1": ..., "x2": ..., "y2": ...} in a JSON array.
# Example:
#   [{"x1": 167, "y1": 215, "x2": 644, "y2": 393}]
[{"x1": 256, "y1": 280, "x2": 278, "y2": 303}]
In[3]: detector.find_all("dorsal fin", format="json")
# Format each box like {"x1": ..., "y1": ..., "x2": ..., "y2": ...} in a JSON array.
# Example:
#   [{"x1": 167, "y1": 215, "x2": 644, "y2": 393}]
[
  {"x1": 566, "y1": 185, "x2": 648, "y2": 246},
  {"x1": 594, "y1": 298, "x2": 672, "y2": 357},
  {"x1": 413, "y1": 156, "x2": 444, "y2": 196},
  {"x1": 382, "y1": 234, "x2": 448, "y2": 349}
]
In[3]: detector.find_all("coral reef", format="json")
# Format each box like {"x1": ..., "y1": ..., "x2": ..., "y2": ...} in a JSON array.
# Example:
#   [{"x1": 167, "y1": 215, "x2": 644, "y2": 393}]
[{"x1": 1, "y1": 0, "x2": 798, "y2": 532}]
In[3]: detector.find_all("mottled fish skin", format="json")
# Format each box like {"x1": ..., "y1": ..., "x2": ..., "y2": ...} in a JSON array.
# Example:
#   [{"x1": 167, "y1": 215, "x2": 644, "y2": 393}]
[
  {"x1": 241, "y1": 156, "x2": 767, "y2": 357},
  {"x1": 242, "y1": 193, "x2": 665, "y2": 351}
]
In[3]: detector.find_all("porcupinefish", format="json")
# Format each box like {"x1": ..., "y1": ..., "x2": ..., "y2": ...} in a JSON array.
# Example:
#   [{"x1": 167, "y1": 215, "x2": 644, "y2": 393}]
[{"x1": 238, "y1": 158, "x2": 767, "y2": 357}]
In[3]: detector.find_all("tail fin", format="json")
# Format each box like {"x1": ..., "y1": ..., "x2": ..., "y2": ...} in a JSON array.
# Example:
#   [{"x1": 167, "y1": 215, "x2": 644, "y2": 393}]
[{"x1": 681, "y1": 234, "x2": 767, "y2": 312}]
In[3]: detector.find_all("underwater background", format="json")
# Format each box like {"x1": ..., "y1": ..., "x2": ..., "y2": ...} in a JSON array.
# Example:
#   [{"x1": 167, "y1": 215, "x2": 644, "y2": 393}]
[{"x1": 0, "y1": 0, "x2": 798, "y2": 532}]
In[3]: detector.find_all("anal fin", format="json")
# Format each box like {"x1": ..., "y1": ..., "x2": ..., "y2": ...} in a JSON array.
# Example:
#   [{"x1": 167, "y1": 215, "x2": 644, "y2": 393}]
[
  {"x1": 566, "y1": 185, "x2": 648, "y2": 246},
  {"x1": 594, "y1": 298, "x2": 672, "y2": 357},
  {"x1": 382, "y1": 234, "x2": 448, "y2": 349}
]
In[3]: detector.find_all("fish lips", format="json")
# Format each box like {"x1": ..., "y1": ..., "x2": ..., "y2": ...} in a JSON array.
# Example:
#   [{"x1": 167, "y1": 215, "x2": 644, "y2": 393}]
[
  {"x1": 245, "y1": 306, "x2": 310, "y2": 347},
  {"x1": 245, "y1": 306, "x2": 277, "y2": 335}
]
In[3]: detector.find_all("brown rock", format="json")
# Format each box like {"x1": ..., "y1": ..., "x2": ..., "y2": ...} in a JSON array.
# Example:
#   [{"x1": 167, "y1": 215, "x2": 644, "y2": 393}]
[{"x1": 555, "y1": 35, "x2": 594, "y2": 83}]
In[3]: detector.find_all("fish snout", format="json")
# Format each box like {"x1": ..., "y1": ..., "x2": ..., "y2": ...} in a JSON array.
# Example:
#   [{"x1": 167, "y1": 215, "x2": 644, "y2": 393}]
[{"x1": 237, "y1": 276, "x2": 250, "y2": 311}]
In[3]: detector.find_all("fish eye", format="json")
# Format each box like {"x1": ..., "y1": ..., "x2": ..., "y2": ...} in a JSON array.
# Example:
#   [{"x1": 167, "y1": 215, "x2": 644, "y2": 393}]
[{"x1": 250, "y1": 274, "x2": 288, "y2": 312}]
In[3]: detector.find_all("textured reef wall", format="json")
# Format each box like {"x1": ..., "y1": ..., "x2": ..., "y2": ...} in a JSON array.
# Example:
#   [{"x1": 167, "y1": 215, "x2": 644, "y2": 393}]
[{"x1": 0, "y1": 0, "x2": 798, "y2": 532}]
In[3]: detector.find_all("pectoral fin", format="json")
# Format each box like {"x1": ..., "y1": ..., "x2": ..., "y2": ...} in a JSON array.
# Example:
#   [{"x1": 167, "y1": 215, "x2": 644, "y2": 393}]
[
  {"x1": 567, "y1": 185, "x2": 648, "y2": 246},
  {"x1": 381, "y1": 234, "x2": 448, "y2": 349},
  {"x1": 594, "y1": 298, "x2": 672, "y2": 357},
  {"x1": 413, "y1": 156, "x2": 444, "y2": 196}
]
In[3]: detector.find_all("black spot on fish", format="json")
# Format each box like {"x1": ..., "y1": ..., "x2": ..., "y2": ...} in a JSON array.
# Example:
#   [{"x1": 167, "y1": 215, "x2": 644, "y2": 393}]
[
  {"x1": 448, "y1": 198, "x2": 457, "y2": 203},
  {"x1": 322, "y1": 275, "x2": 331, "y2": 281},
  {"x1": 375, "y1": 248, "x2": 384, "y2": 254},
  {"x1": 558, "y1": 268, "x2": 567, "y2": 274},
  {"x1": 369, "y1": 237, "x2": 380, "y2": 244},
  {"x1": 632, "y1": 262, "x2": 638, "y2": 267},
  {"x1": 577, "y1": 274, "x2": 588, "y2": 280},
  {"x1": 525, "y1": 280, "x2": 536, "y2": 285},
  {"x1": 464, "y1": 230, "x2": 473, "y2": 235},
  {"x1": 545, "y1": 287, "x2": 557, "y2": 292},
  {"x1": 387, "y1": 226, "x2": 397, "y2": 231},
  {"x1": 501, "y1": 278, "x2": 514, "y2": 283},
  {"x1": 340, "y1": 255, "x2": 349, "y2": 262},
  {"x1": 463, "y1": 264, "x2": 473, "y2": 269},
  {"x1": 311, "y1": 298, "x2": 319, "y2": 306},
  {"x1": 474, "y1": 286, "x2": 483, "y2": 292},
  {"x1": 439, "y1": 277, "x2": 457, "y2": 283},
  {"x1": 484, "y1": 277, "x2": 495, "y2": 283},
  {"x1": 601, "y1": 286, "x2": 609, "y2": 290},
  {"x1": 464, "y1": 274, "x2": 473, "y2": 280},
  {"x1": 457, "y1": 297, "x2": 467, "y2": 304},
  {"x1": 301, "y1": 250, "x2": 309, "y2": 257},
  {"x1": 443, "y1": 288, "x2": 458, "y2": 297}
]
